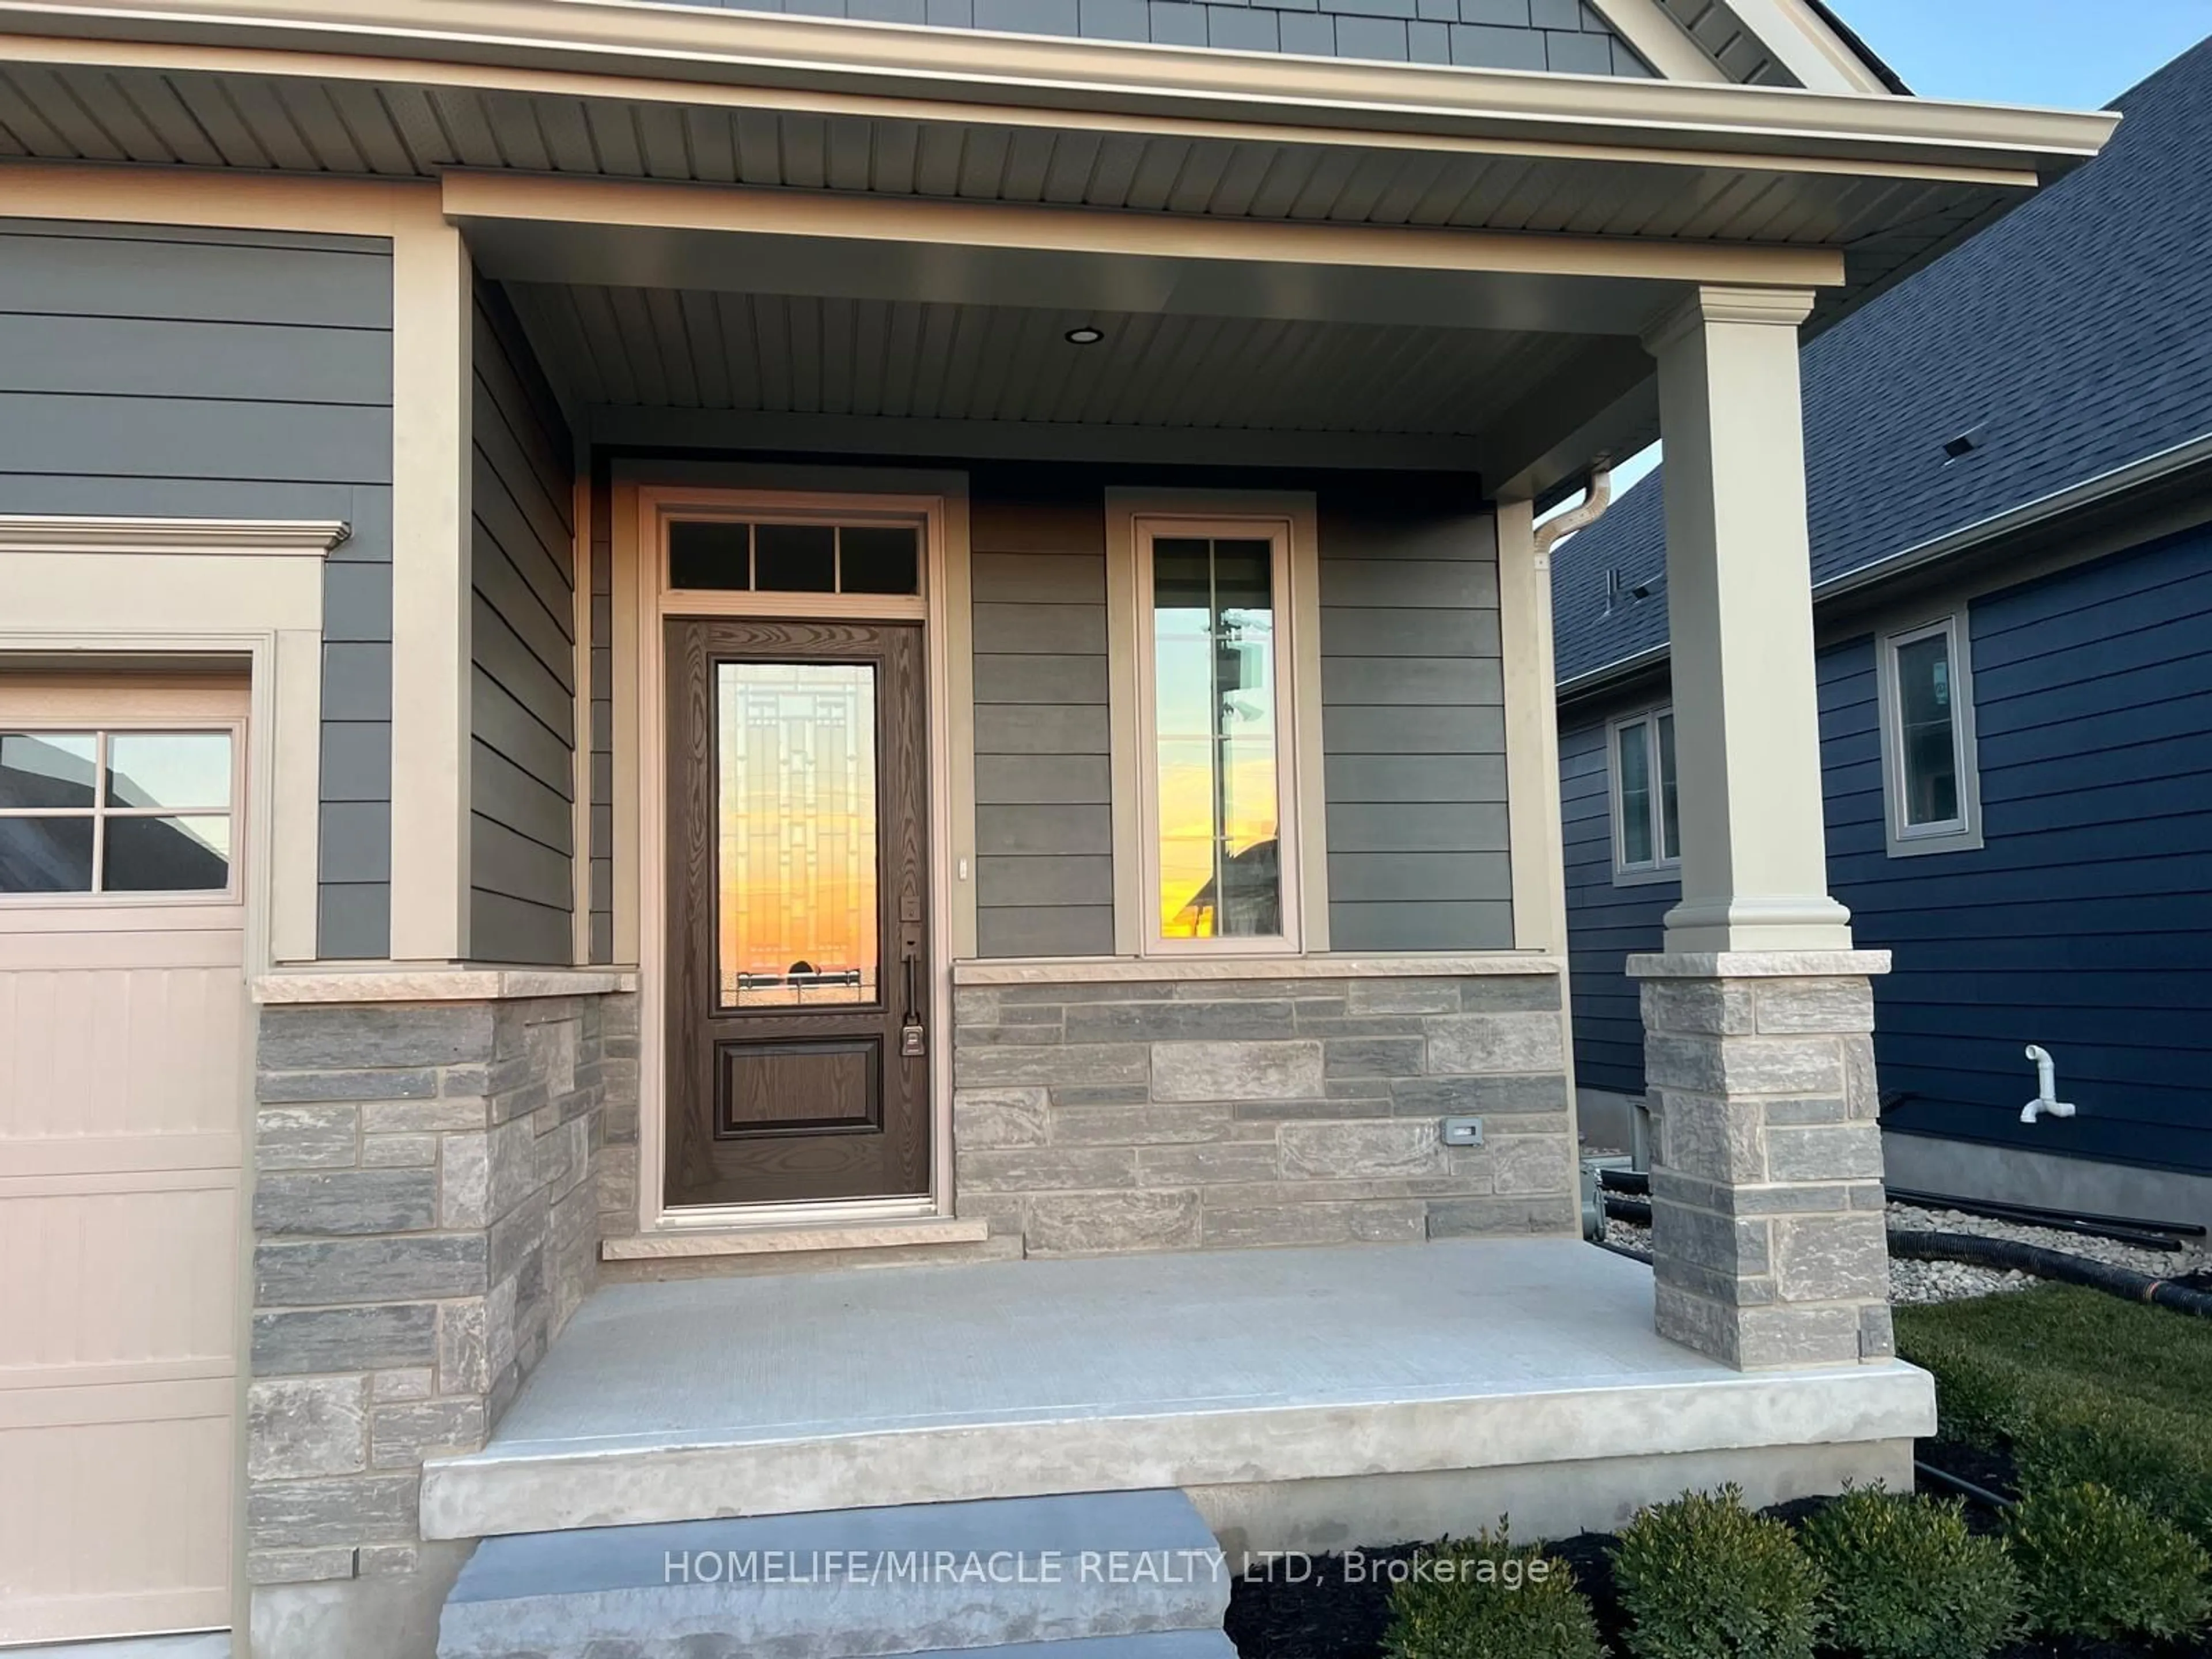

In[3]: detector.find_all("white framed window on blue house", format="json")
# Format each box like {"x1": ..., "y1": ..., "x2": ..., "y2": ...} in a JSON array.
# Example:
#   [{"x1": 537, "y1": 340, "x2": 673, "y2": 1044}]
[
  {"x1": 1608, "y1": 706, "x2": 1680, "y2": 885},
  {"x1": 1877, "y1": 612, "x2": 1983, "y2": 857}
]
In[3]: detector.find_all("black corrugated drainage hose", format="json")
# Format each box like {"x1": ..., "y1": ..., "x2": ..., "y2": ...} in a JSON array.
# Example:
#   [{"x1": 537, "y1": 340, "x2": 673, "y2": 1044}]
[{"x1": 1888, "y1": 1230, "x2": 2212, "y2": 1320}]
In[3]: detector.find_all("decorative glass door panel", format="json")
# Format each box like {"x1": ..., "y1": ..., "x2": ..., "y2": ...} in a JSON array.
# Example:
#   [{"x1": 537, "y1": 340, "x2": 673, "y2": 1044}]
[
  {"x1": 665, "y1": 622, "x2": 930, "y2": 1209},
  {"x1": 715, "y1": 662, "x2": 878, "y2": 1010}
]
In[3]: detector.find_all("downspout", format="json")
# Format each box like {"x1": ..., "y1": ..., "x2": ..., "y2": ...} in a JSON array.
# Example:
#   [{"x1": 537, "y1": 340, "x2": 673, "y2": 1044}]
[
  {"x1": 1542, "y1": 464, "x2": 1629, "y2": 1235},
  {"x1": 1536, "y1": 465, "x2": 1615, "y2": 562}
]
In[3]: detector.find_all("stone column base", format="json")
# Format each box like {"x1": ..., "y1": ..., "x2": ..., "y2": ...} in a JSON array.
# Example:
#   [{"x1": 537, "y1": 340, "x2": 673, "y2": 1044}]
[{"x1": 1627, "y1": 950, "x2": 1895, "y2": 1370}]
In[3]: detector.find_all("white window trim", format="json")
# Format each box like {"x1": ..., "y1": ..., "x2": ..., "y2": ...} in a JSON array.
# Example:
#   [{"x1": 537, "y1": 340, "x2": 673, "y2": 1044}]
[
  {"x1": 1607, "y1": 704, "x2": 1679, "y2": 885},
  {"x1": 0, "y1": 714, "x2": 248, "y2": 908},
  {"x1": 1876, "y1": 612, "x2": 1983, "y2": 857},
  {"x1": 1104, "y1": 493, "x2": 1325, "y2": 959}
]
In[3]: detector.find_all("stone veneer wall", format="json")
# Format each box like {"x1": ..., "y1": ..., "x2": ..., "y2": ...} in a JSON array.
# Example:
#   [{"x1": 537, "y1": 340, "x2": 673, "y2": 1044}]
[
  {"x1": 247, "y1": 991, "x2": 637, "y2": 1593},
  {"x1": 950, "y1": 971, "x2": 1575, "y2": 1253},
  {"x1": 1635, "y1": 963, "x2": 1893, "y2": 1370}
]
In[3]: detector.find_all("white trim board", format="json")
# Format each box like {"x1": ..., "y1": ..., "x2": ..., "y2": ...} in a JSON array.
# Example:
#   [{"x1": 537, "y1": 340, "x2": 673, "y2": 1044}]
[
  {"x1": 0, "y1": 517, "x2": 349, "y2": 556},
  {"x1": 624, "y1": 479, "x2": 964, "y2": 1235}
]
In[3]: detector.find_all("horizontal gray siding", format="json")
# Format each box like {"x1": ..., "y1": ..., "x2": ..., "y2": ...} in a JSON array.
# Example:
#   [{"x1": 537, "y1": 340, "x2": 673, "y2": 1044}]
[
  {"x1": 969, "y1": 494, "x2": 1114, "y2": 959},
  {"x1": 1318, "y1": 492, "x2": 1512, "y2": 952},
  {"x1": 588, "y1": 453, "x2": 614, "y2": 965},
  {"x1": 470, "y1": 281, "x2": 577, "y2": 965},
  {"x1": 666, "y1": 0, "x2": 1651, "y2": 73},
  {"x1": 0, "y1": 219, "x2": 394, "y2": 957}
]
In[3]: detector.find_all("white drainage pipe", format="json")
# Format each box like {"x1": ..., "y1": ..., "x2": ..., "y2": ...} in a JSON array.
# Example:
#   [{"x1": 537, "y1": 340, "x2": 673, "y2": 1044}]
[{"x1": 2020, "y1": 1044, "x2": 2078, "y2": 1124}]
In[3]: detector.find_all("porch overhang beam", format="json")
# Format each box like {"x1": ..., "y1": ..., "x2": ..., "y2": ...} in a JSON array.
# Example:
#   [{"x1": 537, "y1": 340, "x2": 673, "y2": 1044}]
[
  {"x1": 0, "y1": 1, "x2": 2116, "y2": 179},
  {"x1": 585, "y1": 407, "x2": 1484, "y2": 474},
  {"x1": 444, "y1": 172, "x2": 1845, "y2": 341}
]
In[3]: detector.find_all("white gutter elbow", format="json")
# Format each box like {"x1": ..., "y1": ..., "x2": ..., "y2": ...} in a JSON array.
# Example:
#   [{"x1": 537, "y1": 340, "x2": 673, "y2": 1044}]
[
  {"x1": 1535, "y1": 465, "x2": 1614, "y2": 563},
  {"x1": 2020, "y1": 1044, "x2": 2077, "y2": 1124}
]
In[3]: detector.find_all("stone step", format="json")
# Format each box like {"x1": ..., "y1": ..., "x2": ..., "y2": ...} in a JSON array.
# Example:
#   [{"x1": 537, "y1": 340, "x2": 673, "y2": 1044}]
[{"x1": 438, "y1": 1488, "x2": 1233, "y2": 1659}]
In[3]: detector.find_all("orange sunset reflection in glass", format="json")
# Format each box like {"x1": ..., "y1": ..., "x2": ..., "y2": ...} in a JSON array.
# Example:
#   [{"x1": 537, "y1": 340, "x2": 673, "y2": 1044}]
[
  {"x1": 714, "y1": 661, "x2": 877, "y2": 1008},
  {"x1": 1153, "y1": 537, "x2": 1282, "y2": 939}
]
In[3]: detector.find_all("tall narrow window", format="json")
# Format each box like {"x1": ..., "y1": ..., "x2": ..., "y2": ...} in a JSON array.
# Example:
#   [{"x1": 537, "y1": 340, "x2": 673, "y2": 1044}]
[
  {"x1": 1878, "y1": 614, "x2": 1981, "y2": 855},
  {"x1": 1143, "y1": 525, "x2": 1292, "y2": 945},
  {"x1": 1609, "y1": 707, "x2": 1680, "y2": 881}
]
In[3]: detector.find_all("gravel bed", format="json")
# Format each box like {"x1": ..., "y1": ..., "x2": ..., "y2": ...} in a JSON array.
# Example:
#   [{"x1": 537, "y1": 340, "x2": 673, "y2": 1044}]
[
  {"x1": 1597, "y1": 1198, "x2": 2208, "y2": 1306},
  {"x1": 1888, "y1": 1202, "x2": 2208, "y2": 1275}
]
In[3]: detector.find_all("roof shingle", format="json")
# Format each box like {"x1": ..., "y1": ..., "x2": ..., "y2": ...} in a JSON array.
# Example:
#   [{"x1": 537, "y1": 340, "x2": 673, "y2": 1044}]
[{"x1": 1552, "y1": 35, "x2": 2212, "y2": 685}]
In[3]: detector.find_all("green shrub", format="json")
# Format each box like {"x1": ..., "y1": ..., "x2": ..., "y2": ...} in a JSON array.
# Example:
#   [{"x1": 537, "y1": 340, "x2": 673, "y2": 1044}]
[
  {"x1": 1611, "y1": 1487, "x2": 1824, "y2": 1659},
  {"x1": 2012, "y1": 1393, "x2": 2212, "y2": 1544},
  {"x1": 1896, "y1": 1289, "x2": 2212, "y2": 1545},
  {"x1": 1798, "y1": 1485, "x2": 2021, "y2": 1659},
  {"x1": 2005, "y1": 1481, "x2": 2212, "y2": 1642},
  {"x1": 1381, "y1": 1522, "x2": 1606, "y2": 1659}
]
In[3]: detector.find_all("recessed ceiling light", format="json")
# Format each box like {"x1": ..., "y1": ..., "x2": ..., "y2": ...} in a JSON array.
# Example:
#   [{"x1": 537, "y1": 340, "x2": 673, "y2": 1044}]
[{"x1": 1065, "y1": 326, "x2": 1104, "y2": 345}]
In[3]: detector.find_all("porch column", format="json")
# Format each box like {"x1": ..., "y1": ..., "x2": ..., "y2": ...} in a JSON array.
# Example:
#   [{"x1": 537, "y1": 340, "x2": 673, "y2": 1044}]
[
  {"x1": 1632, "y1": 286, "x2": 1894, "y2": 1370},
  {"x1": 387, "y1": 218, "x2": 474, "y2": 963}
]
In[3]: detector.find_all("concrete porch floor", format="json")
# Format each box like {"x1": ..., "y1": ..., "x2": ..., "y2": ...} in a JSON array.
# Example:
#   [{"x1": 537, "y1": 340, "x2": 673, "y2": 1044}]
[{"x1": 421, "y1": 1238, "x2": 1933, "y2": 1549}]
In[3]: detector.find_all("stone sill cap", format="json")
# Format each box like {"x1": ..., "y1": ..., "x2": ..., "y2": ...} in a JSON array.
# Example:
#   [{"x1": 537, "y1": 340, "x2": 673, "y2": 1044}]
[
  {"x1": 255, "y1": 967, "x2": 640, "y2": 1004},
  {"x1": 1626, "y1": 950, "x2": 1892, "y2": 980},
  {"x1": 956, "y1": 952, "x2": 1563, "y2": 986},
  {"x1": 604, "y1": 1216, "x2": 988, "y2": 1261}
]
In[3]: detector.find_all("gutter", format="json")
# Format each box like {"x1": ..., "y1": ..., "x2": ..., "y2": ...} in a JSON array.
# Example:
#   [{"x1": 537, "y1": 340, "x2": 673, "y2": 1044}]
[
  {"x1": 1556, "y1": 428, "x2": 2212, "y2": 707},
  {"x1": 0, "y1": 0, "x2": 2118, "y2": 173}
]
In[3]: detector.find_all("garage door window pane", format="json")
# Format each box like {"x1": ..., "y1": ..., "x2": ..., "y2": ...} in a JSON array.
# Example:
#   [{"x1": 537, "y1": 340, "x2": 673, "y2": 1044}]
[
  {"x1": 2, "y1": 727, "x2": 237, "y2": 898},
  {"x1": 1, "y1": 732, "x2": 96, "y2": 809},
  {"x1": 105, "y1": 815, "x2": 233, "y2": 893},
  {"x1": 108, "y1": 732, "x2": 232, "y2": 810},
  {"x1": 0, "y1": 817, "x2": 96, "y2": 892}
]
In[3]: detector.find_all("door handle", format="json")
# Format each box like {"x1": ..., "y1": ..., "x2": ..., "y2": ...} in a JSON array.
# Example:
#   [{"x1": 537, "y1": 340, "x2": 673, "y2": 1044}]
[{"x1": 900, "y1": 951, "x2": 925, "y2": 1059}]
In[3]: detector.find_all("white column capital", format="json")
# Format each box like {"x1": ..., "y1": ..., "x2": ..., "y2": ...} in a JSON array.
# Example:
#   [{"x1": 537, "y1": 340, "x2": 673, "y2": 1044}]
[{"x1": 1642, "y1": 286, "x2": 1819, "y2": 355}]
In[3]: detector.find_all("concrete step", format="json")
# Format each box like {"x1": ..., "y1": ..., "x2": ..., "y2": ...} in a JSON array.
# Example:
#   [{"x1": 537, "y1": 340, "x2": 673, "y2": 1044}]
[
  {"x1": 912, "y1": 1638, "x2": 1238, "y2": 1659},
  {"x1": 438, "y1": 1488, "x2": 1233, "y2": 1659}
]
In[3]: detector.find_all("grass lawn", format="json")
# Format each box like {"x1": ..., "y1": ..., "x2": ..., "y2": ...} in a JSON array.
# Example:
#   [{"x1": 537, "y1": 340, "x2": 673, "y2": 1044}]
[{"x1": 1896, "y1": 1285, "x2": 2212, "y2": 1542}]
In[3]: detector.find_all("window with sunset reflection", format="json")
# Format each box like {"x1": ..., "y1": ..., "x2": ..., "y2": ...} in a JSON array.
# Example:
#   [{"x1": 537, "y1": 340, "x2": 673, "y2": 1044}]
[
  {"x1": 1152, "y1": 536, "x2": 1282, "y2": 940},
  {"x1": 715, "y1": 662, "x2": 877, "y2": 1007}
]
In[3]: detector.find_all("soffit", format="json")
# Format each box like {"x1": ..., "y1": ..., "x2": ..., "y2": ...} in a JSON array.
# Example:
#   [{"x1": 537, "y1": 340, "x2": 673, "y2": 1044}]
[
  {"x1": 0, "y1": 56, "x2": 2038, "y2": 328},
  {"x1": 506, "y1": 281, "x2": 1594, "y2": 436}
]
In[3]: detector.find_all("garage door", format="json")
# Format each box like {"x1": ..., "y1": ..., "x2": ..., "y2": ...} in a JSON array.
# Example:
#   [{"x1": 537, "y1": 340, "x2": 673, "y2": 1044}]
[{"x1": 0, "y1": 677, "x2": 250, "y2": 1645}]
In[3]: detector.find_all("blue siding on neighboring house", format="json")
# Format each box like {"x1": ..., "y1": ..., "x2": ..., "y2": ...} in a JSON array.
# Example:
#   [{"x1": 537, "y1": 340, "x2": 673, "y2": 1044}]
[
  {"x1": 1831, "y1": 523, "x2": 2212, "y2": 1179},
  {"x1": 0, "y1": 219, "x2": 395, "y2": 959},
  {"x1": 1559, "y1": 716, "x2": 1673, "y2": 1097},
  {"x1": 1559, "y1": 521, "x2": 2212, "y2": 1177}
]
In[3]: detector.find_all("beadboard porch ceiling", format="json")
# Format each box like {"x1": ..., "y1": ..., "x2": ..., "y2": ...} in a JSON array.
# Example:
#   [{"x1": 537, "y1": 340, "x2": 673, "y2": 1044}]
[{"x1": 506, "y1": 280, "x2": 1594, "y2": 440}]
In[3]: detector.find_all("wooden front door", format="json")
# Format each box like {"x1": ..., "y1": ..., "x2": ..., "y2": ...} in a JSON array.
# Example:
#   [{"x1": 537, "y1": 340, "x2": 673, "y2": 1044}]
[{"x1": 664, "y1": 618, "x2": 932, "y2": 1208}]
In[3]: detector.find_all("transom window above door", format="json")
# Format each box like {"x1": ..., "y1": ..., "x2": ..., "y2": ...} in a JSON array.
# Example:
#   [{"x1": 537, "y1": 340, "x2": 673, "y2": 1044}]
[
  {"x1": 668, "y1": 518, "x2": 921, "y2": 597},
  {"x1": 0, "y1": 728, "x2": 237, "y2": 896}
]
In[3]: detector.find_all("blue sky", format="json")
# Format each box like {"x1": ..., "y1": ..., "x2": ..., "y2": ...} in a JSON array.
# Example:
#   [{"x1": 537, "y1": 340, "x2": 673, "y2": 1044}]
[
  {"x1": 1556, "y1": 3, "x2": 2212, "y2": 516},
  {"x1": 1836, "y1": 0, "x2": 2211, "y2": 110}
]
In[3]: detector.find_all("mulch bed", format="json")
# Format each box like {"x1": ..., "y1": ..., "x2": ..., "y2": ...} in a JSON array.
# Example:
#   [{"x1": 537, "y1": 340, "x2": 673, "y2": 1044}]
[{"x1": 1222, "y1": 1453, "x2": 2212, "y2": 1659}]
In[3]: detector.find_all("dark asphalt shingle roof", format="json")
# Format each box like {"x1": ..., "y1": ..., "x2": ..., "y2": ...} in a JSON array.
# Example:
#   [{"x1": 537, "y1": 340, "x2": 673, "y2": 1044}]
[{"x1": 1551, "y1": 33, "x2": 2212, "y2": 687}]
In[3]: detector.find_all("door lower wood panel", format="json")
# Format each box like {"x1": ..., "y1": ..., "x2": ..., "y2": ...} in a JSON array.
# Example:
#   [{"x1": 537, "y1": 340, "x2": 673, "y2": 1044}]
[{"x1": 664, "y1": 619, "x2": 932, "y2": 1208}]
